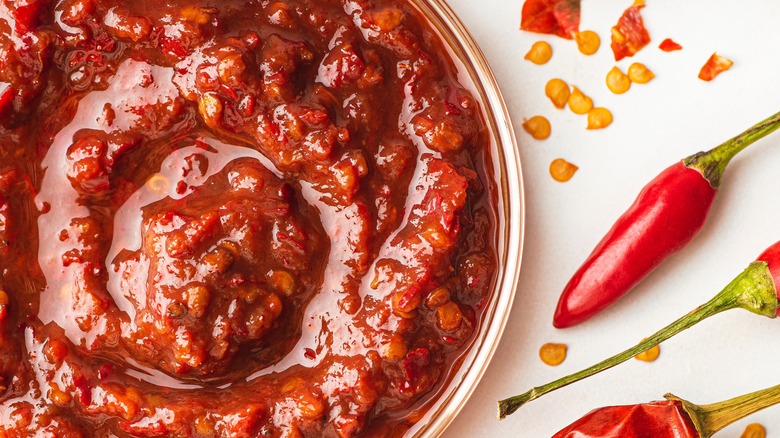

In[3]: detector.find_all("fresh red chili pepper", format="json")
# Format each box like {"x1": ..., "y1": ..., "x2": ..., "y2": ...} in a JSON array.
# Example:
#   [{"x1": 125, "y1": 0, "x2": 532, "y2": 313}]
[
  {"x1": 499, "y1": 239, "x2": 780, "y2": 418},
  {"x1": 554, "y1": 111, "x2": 780, "y2": 328},
  {"x1": 553, "y1": 385, "x2": 780, "y2": 438}
]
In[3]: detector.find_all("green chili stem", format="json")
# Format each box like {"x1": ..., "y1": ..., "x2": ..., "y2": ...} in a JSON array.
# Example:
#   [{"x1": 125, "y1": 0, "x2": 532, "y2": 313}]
[
  {"x1": 497, "y1": 261, "x2": 777, "y2": 420},
  {"x1": 684, "y1": 110, "x2": 780, "y2": 188},
  {"x1": 667, "y1": 384, "x2": 780, "y2": 438}
]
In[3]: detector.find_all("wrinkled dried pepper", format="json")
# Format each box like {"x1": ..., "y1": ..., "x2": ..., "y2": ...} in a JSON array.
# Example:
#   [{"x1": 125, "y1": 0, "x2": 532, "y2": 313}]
[
  {"x1": 553, "y1": 111, "x2": 780, "y2": 328},
  {"x1": 553, "y1": 386, "x2": 780, "y2": 438},
  {"x1": 499, "y1": 239, "x2": 780, "y2": 418}
]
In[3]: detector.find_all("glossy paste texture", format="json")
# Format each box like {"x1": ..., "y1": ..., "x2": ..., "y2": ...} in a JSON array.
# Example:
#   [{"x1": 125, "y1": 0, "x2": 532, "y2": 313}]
[{"x1": 0, "y1": 0, "x2": 499, "y2": 436}]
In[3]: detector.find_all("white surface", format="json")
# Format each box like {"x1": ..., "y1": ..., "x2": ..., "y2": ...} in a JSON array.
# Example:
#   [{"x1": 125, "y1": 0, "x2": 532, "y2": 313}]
[{"x1": 443, "y1": 1, "x2": 780, "y2": 437}]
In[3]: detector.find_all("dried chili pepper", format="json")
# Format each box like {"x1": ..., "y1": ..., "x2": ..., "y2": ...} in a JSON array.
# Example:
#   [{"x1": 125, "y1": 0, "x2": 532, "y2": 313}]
[
  {"x1": 553, "y1": 385, "x2": 780, "y2": 438},
  {"x1": 498, "y1": 239, "x2": 780, "y2": 418},
  {"x1": 611, "y1": 0, "x2": 651, "y2": 61},
  {"x1": 520, "y1": 0, "x2": 581, "y2": 39},
  {"x1": 553, "y1": 111, "x2": 780, "y2": 328}
]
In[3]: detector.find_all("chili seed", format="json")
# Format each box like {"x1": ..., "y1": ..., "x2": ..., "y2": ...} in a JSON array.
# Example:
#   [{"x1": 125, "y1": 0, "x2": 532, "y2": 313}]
[
  {"x1": 185, "y1": 284, "x2": 211, "y2": 318},
  {"x1": 545, "y1": 78, "x2": 570, "y2": 110},
  {"x1": 268, "y1": 269, "x2": 296, "y2": 296},
  {"x1": 574, "y1": 31, "x2": 600, "y2": 55},
  {"x1": 634, "y1": 340, "x2": 660, "y2": 362},
  {"x1": 567, "y1": 87, "x2": 593, "y2": 115},
  {"x1": 628, "y1": 62, "x2": 655, "y2": 84},
  {"x1": 524, "y1": 41, "x2": 552, "y2": 65},
  {"x1": 587, "y1": 107, "x2": 613, "y2": 129},
  {"x1": 382, "y1": 335, "x2": 408, "y2": 360},
  {"x1": 198, "y1": 93, "x2": 223, "y2": 129},
  {"x1": 295, "y1": 391, "x2": 325, "y2": 420},
  {"x1": 425, "y1": 287, "x2": 450, "y2": 308},
  {"x1": 741, "y1": 423, "x2": 766, "y2": 438},
  {"x1": 44, "y1": 339, "x2": 68, "y2": 364},
  {"x1": 217, "y1": 53, "x2": 247, "y2": 88},
  {"x1": 48, "y1": 382, "x2": 72, "y2": 406},
  {"x1": 539, "y1": 343, "x2": 567, "y2": 366},
  {"x1": 606, "y1": 66, "x2": 631, "y2": 94},
  {"x1": 522, "y1": 116, "x2": 551, "y2": 140},
  {"x1": 201, "y1": 246, "x2": 235, "y2": 274},
  {"x1": 166, "y1": 301, "x2": 187, "y2": 318},
  {"x1": 147, "y1": 174, "x2": 169, "y2": 194},
  {"x1": 436, "y1": 302, "x2": 463, "y2": 331},
  {"x1": 549, "y1": 158, "x2": 578, "y2": 182},
  {"x1": 261, "y1": 293, "x2": 283, "y2": 319}
]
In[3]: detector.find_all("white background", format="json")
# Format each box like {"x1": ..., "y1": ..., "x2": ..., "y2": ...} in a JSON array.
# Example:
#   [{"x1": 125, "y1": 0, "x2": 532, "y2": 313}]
[{"x1": 443, "y1": 1, "x2": 780, "y2": 436}]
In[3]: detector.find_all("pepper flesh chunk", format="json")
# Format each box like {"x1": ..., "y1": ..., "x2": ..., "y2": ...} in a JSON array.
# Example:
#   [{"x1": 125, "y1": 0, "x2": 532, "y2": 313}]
[
  {"x1": 553, "y1": 162, "x2": 717, "y2": 328},
  {"x1": 520, "y1": 0, "x2": 581, "y2": 39},
  {"x1": 699, "y1": 53, "x2": 733, "y2": 82},
  {"x1": 610, "y1": 0, "x2": 651, "y2": 61},
  {"x1": 552, "y1": 400, "x2": 699, "y2": 438}
]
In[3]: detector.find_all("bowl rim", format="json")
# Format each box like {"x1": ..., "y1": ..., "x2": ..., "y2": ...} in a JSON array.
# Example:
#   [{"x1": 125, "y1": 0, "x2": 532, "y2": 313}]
[{"x1": 403, "y1": 0, "x2": 526, "y2": 436}]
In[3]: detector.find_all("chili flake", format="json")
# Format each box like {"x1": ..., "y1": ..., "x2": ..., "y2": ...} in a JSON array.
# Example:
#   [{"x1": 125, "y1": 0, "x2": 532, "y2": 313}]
[
  {"x1": 610, "y1": 0, "x2": 651, "y2": 61},
  {"x1": 659, "y1": 38, "x2": 683, "y2": 52},
  {"x1": 520, "y1": 0, "x2": 581, "y2": 40},
  {"x1": 699, "y1": 53, "x2": 733, "y2": 81}
]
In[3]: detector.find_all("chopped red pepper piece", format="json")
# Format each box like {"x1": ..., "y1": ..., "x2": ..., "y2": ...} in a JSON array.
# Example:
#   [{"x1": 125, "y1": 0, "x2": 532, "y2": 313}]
[
  {"x1": 610, "y1": 0, "x2": 651, "y2": 61},
  {"x1": 658, "y1": 38, "x2": 683, "y2": 52},
  {"x1": 520, "y1": 0, "x2": 581, "y2": 40},
  {"x1": 698, "y1": 53, "x2": 733, "y2": 81}
]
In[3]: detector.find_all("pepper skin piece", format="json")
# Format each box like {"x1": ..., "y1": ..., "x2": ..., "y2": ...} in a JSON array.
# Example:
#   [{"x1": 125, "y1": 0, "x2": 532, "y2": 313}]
[
  {"x1": 520, "y1": 0, "x2": 581, "y2": 39},
  {"x1": 553, "y1": 401, "x2": 698, "y2": 438},
  {"x1": 553, "y1": 162, "x2": 716, "y2": 328}
]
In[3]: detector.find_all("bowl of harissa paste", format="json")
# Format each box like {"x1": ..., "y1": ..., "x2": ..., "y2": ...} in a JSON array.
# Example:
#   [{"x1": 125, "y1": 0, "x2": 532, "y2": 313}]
[{"x1": 0, "y1": 0, "x2": 523, "y2": 436}]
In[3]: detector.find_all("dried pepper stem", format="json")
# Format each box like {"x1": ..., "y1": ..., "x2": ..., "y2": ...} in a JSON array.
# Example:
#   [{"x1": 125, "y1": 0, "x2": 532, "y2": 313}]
[
  {"x1": 685, "y1": 111, "x2": 780, "y2": 187},
  {"x1": 668, "y1": 384, "x2": 780, "y2": 438},
  {"x1": 499, "y1": 261, "x2": 778, "y2": 419}
]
